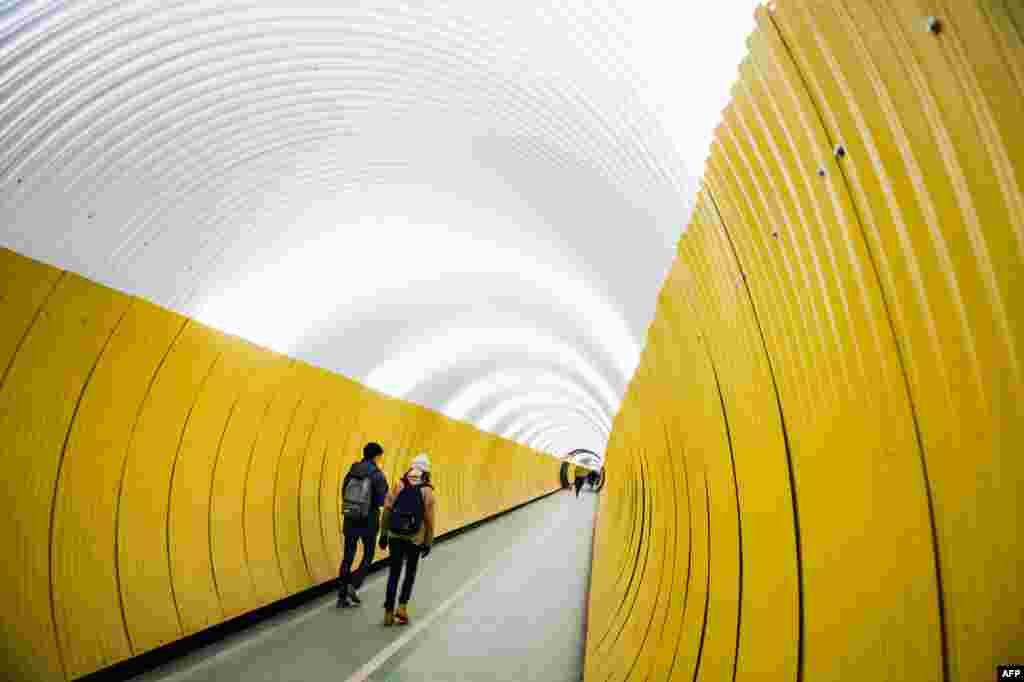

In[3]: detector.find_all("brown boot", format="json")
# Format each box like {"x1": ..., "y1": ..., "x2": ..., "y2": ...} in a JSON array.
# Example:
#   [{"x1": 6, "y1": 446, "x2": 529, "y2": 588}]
[
  {"x1": 395, "y1": 605, "x2": 410, "y2": 625},
  {"x1": 383, "y1": 609, "x2": 394, "y2": 626}
]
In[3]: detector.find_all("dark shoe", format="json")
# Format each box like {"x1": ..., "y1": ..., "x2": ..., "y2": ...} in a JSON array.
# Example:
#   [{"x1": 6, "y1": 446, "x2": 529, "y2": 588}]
[
  {"x1": 348, "y1": 585, "x2": 362, "y2": 605},
  {"x1": 336, "y1": 596, "x2": 352, "y2": 608}
]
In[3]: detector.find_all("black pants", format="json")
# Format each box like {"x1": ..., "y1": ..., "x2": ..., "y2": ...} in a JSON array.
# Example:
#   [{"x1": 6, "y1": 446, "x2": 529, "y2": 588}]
[
  {"x1": 384, "y1": 538, "x2": 422, "y2": 610},
  {"x1": 574, "y1": 477, "x2": 585, "y2": 496},
  {"x1": 338, "y1": 532, "x2": 375, "y2": 594}
]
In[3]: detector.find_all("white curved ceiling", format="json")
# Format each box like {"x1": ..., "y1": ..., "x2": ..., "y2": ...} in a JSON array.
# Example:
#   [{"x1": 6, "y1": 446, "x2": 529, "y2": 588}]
[{"x1": 1, "y1": 0, "x2": 757, "y2": 461}]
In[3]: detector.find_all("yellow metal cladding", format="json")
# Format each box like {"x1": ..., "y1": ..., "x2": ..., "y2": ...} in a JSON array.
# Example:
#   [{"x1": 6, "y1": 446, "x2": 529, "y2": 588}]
[
  {"x1": 588, "y1": 2, "x2": 1022, "y2": 680},
  {"x1": 0, "y1": 247, "x2": 558, "y2": 681}
]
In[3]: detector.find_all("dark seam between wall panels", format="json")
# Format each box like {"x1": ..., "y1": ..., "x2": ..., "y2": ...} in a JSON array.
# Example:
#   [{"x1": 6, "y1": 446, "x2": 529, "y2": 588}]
[
  {"x1": 47, "y1": 303, "x2": 131, "y2": 680},
  {"x1": 763, "y1": 11, "x2": 950, "y2": 681},
  {"x1": 692, "y1": 469, "x2": 713, "y2": 682},
  {"x1": 207, "y1": 397, "x2": 241, "y2": 611},
  {"x1": 593, "y1": 444, "x2": 647, "y2": 655},
  {"x1": 315, "y1": 433, "x2": 334, "y2": 575},
  {"x1": 295, "y1": 401, "x2": 327, "y2": 584},
  {"x1": 676, "y1": 246, "x2": 747, "y2": 682},
  {"x1": 706, "y1": 186, "x2": 804, "y2": 682},
  {"x1": 114, "y1": 316, "x2": 190, "y2": 653},
  {"x1": 166, "y1": 351, "x2": 224, "y2": 634},
  {"x1": 627, "y1": 441, "x2": 672, "y2": 681},
  {"x1": 1002, "y1": 2, "x2": 1023, "y2": 39},
  {"x1": 667, "y1": 414, "x2": 696, "y2": 681},
  {"x1": 705, "y1": 348, "x2": 745, "y2": 682},
  {"x1": 642, "y1": 420, "x2": 682, "y2": 682},
  {"x1": 608, "y1": 449, "x2": 655, "y2": 681},
  {"x1": 611, "y1": 448, "x2": 641, "y2": 606},
  {"x1": 593, "y1": 443, "x2": 642, "y2": 650},
  {"x1": 593, "y1": 448, "x2": 648, "y2": 660},
  {"x1": 0, "y1": 270, "x2": 66, "y2": 396},
  {"x1": 270, "y1": 396, "x2": 305, "y2": 596},
  {"x1": 240, "y1": 359, "x2": 294, "y2": 595}
]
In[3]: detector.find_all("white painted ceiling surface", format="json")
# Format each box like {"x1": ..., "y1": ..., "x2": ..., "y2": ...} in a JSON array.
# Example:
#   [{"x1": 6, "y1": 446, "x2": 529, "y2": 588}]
[{"x1": 1, "y1": 1, "x2": 758, "y2": 462}]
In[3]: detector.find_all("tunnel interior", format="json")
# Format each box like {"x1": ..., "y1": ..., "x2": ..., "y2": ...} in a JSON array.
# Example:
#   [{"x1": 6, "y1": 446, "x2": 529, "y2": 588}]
[{"x1": 1, "y1": 1, "x2": 1022, "y2": 681}]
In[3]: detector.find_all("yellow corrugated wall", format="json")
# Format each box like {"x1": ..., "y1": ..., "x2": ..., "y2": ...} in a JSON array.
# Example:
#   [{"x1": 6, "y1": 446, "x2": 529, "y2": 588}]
[
  {"x1": 587, "y1": 2, "x2": 1022, "y2": 680},
  {"x1": 0, "y1": 247, "x2": 559, "y2": 681}
]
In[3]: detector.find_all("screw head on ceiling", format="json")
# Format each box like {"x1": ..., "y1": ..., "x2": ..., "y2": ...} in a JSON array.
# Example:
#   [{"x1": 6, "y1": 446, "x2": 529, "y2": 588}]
[
  {"x1": 817, "y1": 165, "x2": 827, "y2": 178},
  {"x1": 771, "y1": 230, "x2": 779, "y2": 239},
  {"x1": 834, "y1": 144, "x2": 847, "y2": 159},
  {"x1": 926, "y1": 16, "x2": 942, "y2": 34}
]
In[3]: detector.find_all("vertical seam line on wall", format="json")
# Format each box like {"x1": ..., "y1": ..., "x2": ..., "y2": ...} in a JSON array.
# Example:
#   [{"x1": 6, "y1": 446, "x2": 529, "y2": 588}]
[
  {"x1": 765, "y1": 9, "x2": 950, "y2": 680},
  {"x1": 114, "y1": 316, "x2": 190, "y2": 653},
  {"x1": 593, "y1": 443, "x2": 640, "y2": 642},
  {"x1": 208, "y1": 396, "x2": 241, "y2": 611},
  {"x1": 241, "y1": 360, "x2": 293, "y2": 596},
  {"x1": 626, "y1": 442, "x2": 669, "y2": 681},
  {"x1": 706, "y1": 186, "x2": 804, "y2": 682},
  {"x1": 295, "y1": 401, "x2": 326, "y2": 584},
  {"x1": 611, "y1": 449, "x2": 654, "y2": 680},
  {"x1": 593, "y1": 448, "x2": 647, "y2": 661},
  {"x1": 706, "y1": 349, "x2": 745, "y2": 682},
  {"x1": 675, "y1": 272, "x2": 746, "y2": 682},
  {"x1": 166, "y1": 350, "x2": 223, "y2": 634},
  {"x1": 607, "y1": 449, "x2": 636, "y2": 615},
  {"x1": 48, "y1": 300, "x2": 129, "y2": 681},
  {"x1": 1001, "y1": 1, "x2": 1023, "y2": 40},
  {"x1": 0, "y1": 270, "x2": 65, "y2": 396},
  {"x1": 270, "y1": 396, "x2": 304, "y2": 596},
  {"x1": 692, "y1": 468, "x2": 712, "y2": 682},
  {"x1": 589, "y1": 450, "x2": 627, "y2": 619},
  {"x1": 315, "y1": 423, "x2": 336, "y2": 576},
  {"x1": 648, "y1": 420, "x2": 681, "y2": 681},
  {"x1": 667, "y1": 418, "x2": 696, "y2": 681}
]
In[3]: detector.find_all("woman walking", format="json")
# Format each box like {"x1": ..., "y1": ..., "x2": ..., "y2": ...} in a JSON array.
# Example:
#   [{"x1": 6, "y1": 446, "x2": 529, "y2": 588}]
[{"x1": 379, "y1": 453, "x2": 436, "y2": 625}]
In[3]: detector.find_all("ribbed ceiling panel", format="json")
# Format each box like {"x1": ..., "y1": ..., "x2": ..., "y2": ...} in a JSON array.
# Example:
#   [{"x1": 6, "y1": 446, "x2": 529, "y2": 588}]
[{"x1": 1, "y1": 0, "x2": 758, "y2": 460}]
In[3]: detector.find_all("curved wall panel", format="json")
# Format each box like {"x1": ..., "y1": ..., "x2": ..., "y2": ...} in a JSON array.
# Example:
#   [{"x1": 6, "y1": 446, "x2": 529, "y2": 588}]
[
  {"x1": 52, "y1": 300, "x2": 181, "y2": 678},
  {"x1": 167, "y1": 326, "x2": 234, "y2": 637},
  {"x1": 209, "y1": 344, "x2": 288, "y2": 621},
  {"x1": 0, "y1": 247, "x2": 557, "y2": 681},
  {"x1": 588, "y1": 3, "x2": 1022, "y2": 681}
]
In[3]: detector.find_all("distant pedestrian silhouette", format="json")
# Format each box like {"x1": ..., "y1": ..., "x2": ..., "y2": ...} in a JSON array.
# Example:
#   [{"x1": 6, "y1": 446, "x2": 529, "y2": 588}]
[{"x1": 573, "y1": 464, "x2": 587, "y2": 497}]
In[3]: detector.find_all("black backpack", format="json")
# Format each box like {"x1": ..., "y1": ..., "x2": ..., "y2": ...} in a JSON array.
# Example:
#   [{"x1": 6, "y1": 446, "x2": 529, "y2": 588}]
[
  {"x1": 341, "y1": 470, "x2": 373, "y2": 521},
  {"x1": 389, "y1": 477, "x2": 431, "y2": 535}
]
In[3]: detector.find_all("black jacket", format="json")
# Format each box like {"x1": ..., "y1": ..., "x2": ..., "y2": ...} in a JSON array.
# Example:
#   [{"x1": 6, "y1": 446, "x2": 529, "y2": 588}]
[{"x1": 341, "y1": 459, "x2": 389, "y2": 536}]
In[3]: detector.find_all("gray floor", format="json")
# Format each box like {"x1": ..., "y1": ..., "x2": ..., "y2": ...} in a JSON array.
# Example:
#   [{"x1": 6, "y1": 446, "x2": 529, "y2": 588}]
[{"x1": 132, "y1": 489, "x2": 598, "y2": 682}]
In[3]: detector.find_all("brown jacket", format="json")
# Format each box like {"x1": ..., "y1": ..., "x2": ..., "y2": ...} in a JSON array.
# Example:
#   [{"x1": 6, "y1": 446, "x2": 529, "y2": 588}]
[{"x1": 381, "y1": 469, "x2": 436, "y2": 547}]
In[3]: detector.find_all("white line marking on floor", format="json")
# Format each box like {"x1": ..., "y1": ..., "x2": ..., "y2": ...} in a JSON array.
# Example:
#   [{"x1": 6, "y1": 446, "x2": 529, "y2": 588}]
[
  {"x1": 146, "y1": 570, "x2": 390, "y2": 681},
  {"x1": 345, "y1": 495, "x2": 572, "y2": 682},
  {"x1": 145, "y1": 492, "x2": 573, "y2": 682}
]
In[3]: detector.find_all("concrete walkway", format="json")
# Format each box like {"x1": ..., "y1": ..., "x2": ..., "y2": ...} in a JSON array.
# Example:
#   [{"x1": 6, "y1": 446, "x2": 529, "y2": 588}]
[{"x1": 132, "y1": 489, "x2": 599, "y2": 682}]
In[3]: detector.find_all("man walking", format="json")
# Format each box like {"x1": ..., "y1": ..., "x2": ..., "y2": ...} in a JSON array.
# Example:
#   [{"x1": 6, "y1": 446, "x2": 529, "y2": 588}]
[{"x1": 337, "y1": 441, "x2": 389, "y2": 608}]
